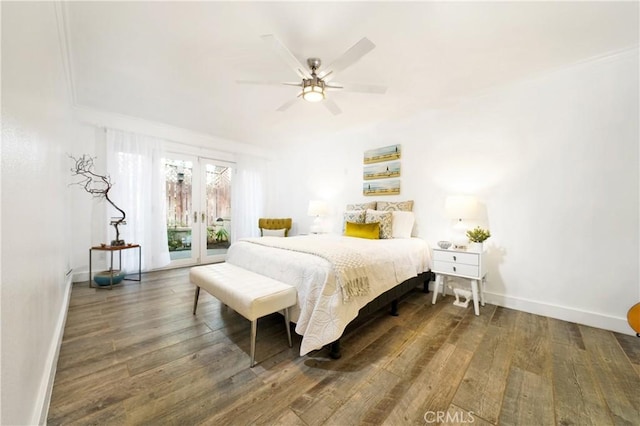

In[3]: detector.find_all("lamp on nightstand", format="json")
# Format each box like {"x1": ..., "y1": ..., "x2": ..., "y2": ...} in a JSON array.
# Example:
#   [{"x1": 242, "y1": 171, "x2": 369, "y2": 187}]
[
  {"x1": 308, "y1": 200, "x2": 328, "y2": 234},
  {"x1": 445, "y1": 195, "x2": 478, "y2": 249}
]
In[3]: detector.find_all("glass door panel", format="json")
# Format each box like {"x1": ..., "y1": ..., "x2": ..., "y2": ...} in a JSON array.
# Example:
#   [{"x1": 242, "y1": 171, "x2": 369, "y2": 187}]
[
  {"x1": 201, "y1": 160, "x2": 232, "y2": 263},
  {"x1": 164, "y1": 155, "x2": 231, "y2": 267},
  {"x1": 164, "y1": 156, "x2": 199, "y2": 266}
]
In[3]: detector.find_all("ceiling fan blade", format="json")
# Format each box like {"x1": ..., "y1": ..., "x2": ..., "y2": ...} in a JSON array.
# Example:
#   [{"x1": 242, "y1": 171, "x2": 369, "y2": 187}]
[
  {"x1": 276, "y1": 97, "x2": 300, "y2": 112},
  {"x1": 319, "y1": 37, "x2": 376, "y2": 81},
  {"x1": 261, "y1": 34, "x2": 312, "y2": 80},
  {"x1": 236, "y1": 79, "x2": 301, "y2": 87},
  {"x1": 323, "y1": 98, "x2": 342, "y2": 115},
  {"x1": 325, "y1": 83, "x2": 343, "y2": 90},
  {"x1": 328, "y1": 82, "x2": 387, "y2": 94}
]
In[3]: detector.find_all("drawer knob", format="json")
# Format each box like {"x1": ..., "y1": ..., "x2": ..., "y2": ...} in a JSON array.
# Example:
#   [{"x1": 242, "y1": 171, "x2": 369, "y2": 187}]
[
  {"x1": 453, "y1": 256, "x2": 457, "y2": 261},
  {"x1": 453, "y1": 266, "x2": 457, "y2": 272}
]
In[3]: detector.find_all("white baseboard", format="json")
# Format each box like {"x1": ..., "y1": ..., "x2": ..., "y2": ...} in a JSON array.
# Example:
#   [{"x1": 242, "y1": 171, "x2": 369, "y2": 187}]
[
  {"x1": 429, "y1": 282, "x2": 634, "y2": 336},
  {"x1": 35, "y1": 272, "x2": 73, "y2": 425},
  {"x1": 483, "y1": 291, "x2": 634, "y2": 336}
]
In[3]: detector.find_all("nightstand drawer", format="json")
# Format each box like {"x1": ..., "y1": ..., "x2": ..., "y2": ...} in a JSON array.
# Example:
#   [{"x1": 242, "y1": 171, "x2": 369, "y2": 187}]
[
  {"x1": 432, "y1": 250, "x2": 479, "y2": 266},
  {"x1": 432, "y1": 261, "x2": 479, "y2": 277}
]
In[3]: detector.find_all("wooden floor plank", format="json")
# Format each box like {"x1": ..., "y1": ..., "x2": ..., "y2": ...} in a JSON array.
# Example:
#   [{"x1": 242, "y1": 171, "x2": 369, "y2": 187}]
[
  {"x1": 445, "y1": 303, "x2": 496, "y2": 348},
  {"x1": 201, "y1": 356, "x2": 329, "y2": 425},
  {"x1": 489, "y1": 305, "x2": 519, "y2": 330},
  {"x1": 124, "y1": 366, "x2": 256, "y2": 424},
  {"x1": 511, "y1": 311, "x2": 551, "y2": 378},
  {"x1": 385, "y1": 303, "x2": 465, "y2": 381},
  {"x1": 580, "y1": 325, "x2": 640, "y2": 424},
  {"x1": 289, "y1": 325, "x2": 415, "y2": 426},
  {"x1": 323, "y1": 369, "x2": 403, "y2": 425},
  {"x1": 614, "y1": 332, "x2": 640, "y2": 375},
  {"x1": 452, "y1": 325, "x2": 515, "y2": 424},
  {"x1": 499, "y1": 366, "x2": 555, "y2": 426},
  {"x1": 548, "y1": 317, "x2": 585, "y2": 350},
  {"x1": 266, "y1": 408, "x2": 308, "y2": 426},
  {"x1": 48, "y1": 363, "x2": 130, "y2": 413},
  {"x1": 125, "y1": 329, "x2": 223, "y2": 376},
  {"x1": 47, "y1": 267, "x2": 639, "y2": 424},
  {"x1": 384, "y1": 343, "x2": 474, "y2": 425},
  {"x1": 439, "y1": 404, "x2": 495, "y2": 426},
  {"x1": 550, "y1": 340, "x2": 613, "y2": 426},
  {"x1": 49, "y1": 339, "x2": 241, "y2": 424}
]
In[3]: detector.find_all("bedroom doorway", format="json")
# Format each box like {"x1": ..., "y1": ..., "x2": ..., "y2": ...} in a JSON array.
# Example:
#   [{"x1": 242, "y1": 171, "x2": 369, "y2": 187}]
[{"x1": 164, "y1": 155, "x2": 232, "y2": 267}]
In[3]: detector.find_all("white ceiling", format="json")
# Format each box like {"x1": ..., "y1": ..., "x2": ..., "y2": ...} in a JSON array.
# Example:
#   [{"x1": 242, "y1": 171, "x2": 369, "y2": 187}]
[{"x1": 63, "y1": 1, "x2": 638, "y2": 147}]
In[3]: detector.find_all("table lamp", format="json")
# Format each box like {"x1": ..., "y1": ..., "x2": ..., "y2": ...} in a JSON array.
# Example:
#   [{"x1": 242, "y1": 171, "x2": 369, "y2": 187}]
[
  {"x1": 445, "y1": 195, "x2": 478, "y2": 249},
  {"x1": 307, "y1": 200, "x2": 329, "y2": 234}
]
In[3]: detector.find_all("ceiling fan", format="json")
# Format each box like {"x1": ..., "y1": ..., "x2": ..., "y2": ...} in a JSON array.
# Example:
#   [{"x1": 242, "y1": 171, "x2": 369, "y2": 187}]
[{"x1": 237, "y1": 35, "x2": 387, "y2": 115}]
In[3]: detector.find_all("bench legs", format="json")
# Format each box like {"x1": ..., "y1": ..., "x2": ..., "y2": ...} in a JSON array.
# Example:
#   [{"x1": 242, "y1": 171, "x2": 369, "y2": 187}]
[
  {"x1": 284, "y1": 308, "x2": 292, "y2": 348},
  {"x1": 250, "y1": 308, "x2": 293, "y2": 368},
  {"x1": 250, "y1": 320, "x2": 257, "y2": 368},
  {"x1": 193, "y1": 286, "x2": 200, "y2": 315},
  {"x1": 194, "y1": 285, "x2": 293, "y2": 368}
]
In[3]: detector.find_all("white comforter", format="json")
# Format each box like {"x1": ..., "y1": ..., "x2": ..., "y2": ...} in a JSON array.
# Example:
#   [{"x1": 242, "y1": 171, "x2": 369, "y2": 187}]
[{"x1": 226, "y1": 235, "x2": 431, "y2": 355}]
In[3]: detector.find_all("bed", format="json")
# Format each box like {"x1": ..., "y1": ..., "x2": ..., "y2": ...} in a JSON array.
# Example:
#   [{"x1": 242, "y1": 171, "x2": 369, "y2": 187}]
[{"x1": 226, "y1": 234, "x2": 432, "y2": 356}]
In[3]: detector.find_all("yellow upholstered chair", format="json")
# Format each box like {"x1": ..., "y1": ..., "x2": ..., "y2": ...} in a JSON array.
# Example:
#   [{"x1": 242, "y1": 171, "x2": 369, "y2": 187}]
[{"x1": 258, "y1": 218, "x2": 292, "y2": 237}]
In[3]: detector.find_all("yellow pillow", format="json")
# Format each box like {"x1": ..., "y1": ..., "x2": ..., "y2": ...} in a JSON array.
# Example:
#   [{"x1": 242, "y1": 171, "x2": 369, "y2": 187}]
[{"x1": 344, "y1": 221, "x2": 380, "y2": 239}]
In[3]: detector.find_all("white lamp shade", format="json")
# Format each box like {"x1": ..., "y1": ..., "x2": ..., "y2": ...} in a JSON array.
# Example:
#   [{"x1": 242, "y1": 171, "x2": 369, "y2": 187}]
[
  {"x1": 445, "y1": 195, "x2": 478, "y2": 220},
  {"x1": 307, "y1": 200, "x2": 329, "y2": 217}
]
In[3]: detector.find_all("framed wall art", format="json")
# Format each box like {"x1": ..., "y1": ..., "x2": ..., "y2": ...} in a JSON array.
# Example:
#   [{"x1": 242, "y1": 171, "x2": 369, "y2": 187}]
[
  {"x1": 363, "y1": 179, "x2": 401, "y2": 196},
  {"x1": 363, "y1": 161, "x2": 401, "y2": 180},
  {"x1": 363, "y1": 144, "x2": 402, "y2": 196},
  {"x1": 363, "y1": 144, "x2": 401, "y2": 164}
]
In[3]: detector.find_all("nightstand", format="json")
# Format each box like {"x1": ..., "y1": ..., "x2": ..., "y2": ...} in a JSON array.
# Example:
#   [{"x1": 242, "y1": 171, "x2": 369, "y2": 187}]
[{"x1": 431, "y1": 247, "x2": 486, "y2": 315}]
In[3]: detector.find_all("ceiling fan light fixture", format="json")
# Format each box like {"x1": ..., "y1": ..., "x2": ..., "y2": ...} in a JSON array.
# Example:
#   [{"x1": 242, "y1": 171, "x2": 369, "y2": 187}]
[{"x1": 302, "y1": 79, "x2": 325, "y2": 102}]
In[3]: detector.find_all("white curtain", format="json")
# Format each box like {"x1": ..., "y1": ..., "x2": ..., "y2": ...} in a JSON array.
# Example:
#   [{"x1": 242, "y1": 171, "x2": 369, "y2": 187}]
[
  {"x1": 106, "y1": 128, "x2": 171, "y2": 271},
  {"x1": 231, "y1": 154, "x2": 266, "y2": 242}
]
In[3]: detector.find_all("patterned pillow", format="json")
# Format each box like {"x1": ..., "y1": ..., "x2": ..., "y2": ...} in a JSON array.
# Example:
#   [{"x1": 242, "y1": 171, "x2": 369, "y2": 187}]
[
  {"x1": 343, "y1": 210, "x2": 366, "y2": 224},
  {"x1": 343, "y1": 210, "x2": 366, "y2": 233},
  {"x1": 346, "y1": 201, "x2": 376, "y2": 211},
  {"x1": 365, "y1": 209, "x2": 393, "y2": 239},
  {"x1": 376, "y1": 200, "x2": 414, "y2": 212}
]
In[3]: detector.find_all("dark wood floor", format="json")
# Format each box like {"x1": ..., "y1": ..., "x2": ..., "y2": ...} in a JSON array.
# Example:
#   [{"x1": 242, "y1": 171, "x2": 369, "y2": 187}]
[{"x1": 48, "y1": 268, "x2": 640, "y2": 425}]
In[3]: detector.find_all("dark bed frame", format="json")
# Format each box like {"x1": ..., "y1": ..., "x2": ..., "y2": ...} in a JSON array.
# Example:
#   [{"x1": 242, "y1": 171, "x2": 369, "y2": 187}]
[{"x1": 328, "y1": 271, "x2": 433, "y2": 359}]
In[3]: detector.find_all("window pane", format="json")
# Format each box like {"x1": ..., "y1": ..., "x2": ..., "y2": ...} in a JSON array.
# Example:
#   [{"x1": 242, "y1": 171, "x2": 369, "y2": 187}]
[{"x1": 205, "y1": 164, "x2": 231, "y2": 256}]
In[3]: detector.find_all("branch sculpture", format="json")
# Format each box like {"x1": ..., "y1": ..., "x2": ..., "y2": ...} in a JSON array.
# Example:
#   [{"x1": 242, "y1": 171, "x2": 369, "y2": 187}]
[{"x1": 70, "y1": 154, "x2": 127, "y2": 246}]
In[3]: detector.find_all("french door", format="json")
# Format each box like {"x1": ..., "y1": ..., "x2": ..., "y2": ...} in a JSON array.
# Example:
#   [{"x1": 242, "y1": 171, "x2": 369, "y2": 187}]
[{"x1": 164, "y1": 154, "x2": 232, "y2": 266}]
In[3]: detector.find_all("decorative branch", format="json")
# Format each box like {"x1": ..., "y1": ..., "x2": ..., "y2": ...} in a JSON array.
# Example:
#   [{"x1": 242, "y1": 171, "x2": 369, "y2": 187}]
[{"x1": 70, "y1": 154, "x2": 127, "y2": 245}]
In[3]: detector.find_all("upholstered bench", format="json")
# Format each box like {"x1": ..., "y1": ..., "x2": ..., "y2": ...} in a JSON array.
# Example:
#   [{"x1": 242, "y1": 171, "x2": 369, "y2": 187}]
[{"x1": 190, "y1": 262, "x2": 297, "y2": 367}]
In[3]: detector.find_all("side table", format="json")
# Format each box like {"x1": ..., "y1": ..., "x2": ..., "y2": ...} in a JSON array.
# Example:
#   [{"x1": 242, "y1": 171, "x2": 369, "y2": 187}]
[
  {"x1": 431, "y1": 247, "x2": 486, "y2": 315},
  {"x1": 89, "y1": 244, "x2": 142, "y2": 289}
]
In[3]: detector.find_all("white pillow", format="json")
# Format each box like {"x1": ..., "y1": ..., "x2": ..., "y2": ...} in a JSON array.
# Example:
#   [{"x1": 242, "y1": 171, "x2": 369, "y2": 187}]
[
  {"x1": 391, "y1": 211, "x2": 415, "y2": 238},
  {"x1": 262, "y1": 228, "x2": 286, "y2": 237}
]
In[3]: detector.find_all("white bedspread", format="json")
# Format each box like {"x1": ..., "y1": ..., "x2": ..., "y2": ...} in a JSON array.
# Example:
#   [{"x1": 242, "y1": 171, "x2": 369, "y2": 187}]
[{"x1": 226, "y1": 235, "x2": 431, "y2": 355}]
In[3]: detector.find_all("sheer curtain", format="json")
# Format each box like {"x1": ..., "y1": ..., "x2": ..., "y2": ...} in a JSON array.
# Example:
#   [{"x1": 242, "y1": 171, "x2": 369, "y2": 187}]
[
  {"x1": 231, "y1": 154, "x2": 267, "y2": 242},
  {"x1": 106, "y1": 128, "x2": 170, "y2": 271}
]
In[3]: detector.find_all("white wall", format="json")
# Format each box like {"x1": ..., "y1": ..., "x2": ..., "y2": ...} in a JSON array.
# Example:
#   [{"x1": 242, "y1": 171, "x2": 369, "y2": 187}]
[
  {"x1": 267, "y1": 49, "x2": 639, "y2": 334},
  {"x1": 1, "y1": 2, "x2": 84, "y2": 424}
]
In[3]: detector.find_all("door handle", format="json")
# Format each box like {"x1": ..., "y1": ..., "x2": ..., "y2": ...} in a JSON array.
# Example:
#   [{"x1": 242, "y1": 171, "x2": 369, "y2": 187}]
[
  {"x1": 201, "y1": 212, "x2": 205, "y2": 223},
  {"x1": 193, "y1": 212, "x2": 198, "y2": 223}
]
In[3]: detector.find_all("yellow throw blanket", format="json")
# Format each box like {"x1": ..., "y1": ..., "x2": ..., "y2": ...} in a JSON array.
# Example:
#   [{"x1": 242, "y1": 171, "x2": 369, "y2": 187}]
[{"x1": 244, "y1": 237, "x2": 371, "y2": 302}]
